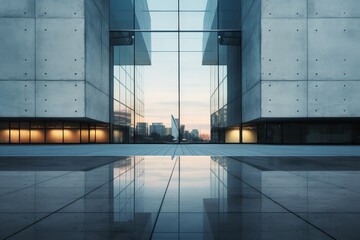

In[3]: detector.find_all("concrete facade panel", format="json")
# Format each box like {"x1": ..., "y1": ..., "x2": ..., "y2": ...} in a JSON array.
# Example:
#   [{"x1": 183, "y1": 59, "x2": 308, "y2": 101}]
[
  {"x1": 241, "y1": 0, "x2": 260, "y2": 46},
  {"x1": 261, "y1": 19, "x2": 307, "y2": 81},
  {"x1": 101, "y1": 44, "x2": 110, "y2": 95},
  {"x1": 262, "y1": 0, "x2": 307, "y2": 19},
  {"x1": 92, "y1": 0, "x2": 103, "y2": 16},
  {"x1": 93, "y1": 0, "x2": 110, "y2": 21},
  {"x1": 242, "y1": 0, "x2": 261, "y2": 93},
  {"x1": 102, "y1": 0, "x2": 110, "y2": 23},
  {"x1": 261, "y1": 81, "x2": 307, "y2": 117},
  {"x1": 85, "y1": 83, "x2": 109, "y2": 122},
  {"x1": 35, "y1": 81, "x2": 85, "y2": 117},
  {"x1": 101, "y1": 20, "x2": 110, "y2": 94},
  {"x1": 36, "y1": 18, "x2": 85, "y2": 81},
  {"x1": 36, "y1": 0, "x2": 84, "y2": 18},
  {"x1": 85, "y1": 0, "x2": 104, "y2": 93},
  {"x1": 242, "y1": 84, "x2": 261, "y2": 123},
  {"x1": 308, "y1": 81, "x2": 360, "y2": 117},
  {"x1": 0, "y1": 81, "x2": 35, "y2": 117},
  {"x1": 308, "y1": 19, "x2": 360, "y2": 81},
  {"x1": 241, "y1": 0, "x2": 261, "y2": 124},
  {"x1": 241, "y1": 0, "x2": 257, "y2": 24},
  {"x1": 0, "y1": 0, "x2": 34, "y2": 17},
  {"x1": 308, "y1": 0, "x2": 360, "y2": 18},
  {"x1": 0, "y1": 18, "x2": 35, "y2": 80},
  {"x1": 242, "y1": 23, "x2": 261, "y2": 93}
]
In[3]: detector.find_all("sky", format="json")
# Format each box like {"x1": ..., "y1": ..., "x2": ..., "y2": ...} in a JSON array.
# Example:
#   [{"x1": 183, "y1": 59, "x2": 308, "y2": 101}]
[{"x1": 141, "y1": 0, "x2": 212, "y2": 135}]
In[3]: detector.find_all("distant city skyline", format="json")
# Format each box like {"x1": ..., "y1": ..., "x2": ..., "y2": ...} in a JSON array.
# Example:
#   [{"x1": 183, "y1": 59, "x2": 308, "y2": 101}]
[
  {"x1": 143, "y1": 33, "x2": 211, "y2": 136},
  {"x1": 140, "y1": 0, "x2": 211, "y2": 137}
]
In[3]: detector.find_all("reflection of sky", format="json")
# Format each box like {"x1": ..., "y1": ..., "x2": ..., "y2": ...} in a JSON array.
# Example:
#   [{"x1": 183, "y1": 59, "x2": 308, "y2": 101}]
[{"x1": 143, "y1": 0, "x2": 211, "y2": 135}]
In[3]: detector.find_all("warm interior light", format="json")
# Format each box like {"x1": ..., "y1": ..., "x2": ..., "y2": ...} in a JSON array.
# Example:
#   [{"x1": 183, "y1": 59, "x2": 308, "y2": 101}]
[
  {"x1": 0, "y1": 129, "x2": 10, "y2": 143},
  {"x1": 90, "y1": 129, "x2": 96, "y2": 142},
  {"x1": 81, "y1": 129, "x2": 89, "y2": 143},
  {"x1": 96, "y1": 128, "x2": 109, "y2": 143},
  {"x1": 46, "y1": 129, "x2": 63, "y2": 143},
  {"x1": 225, "y1": 129, "x2": 240, "y2": 143},
  {"x1": 64, "y1": 129, "x2": 80, "y2": 143},
  {"x1": 242, "y1": 129, "x2": 257, "y2": 143},
  {"x1": 30, "y1": 129, "x2": 45, "y2": 143},
  {"x1": 20, "y1": 129, "x2": 30, "y2": 143},
  {"x1": 10, "y1": 129, "x2": 19, "y2": 143},
  {"x1": 113, "y1": 129, "x2": 123, "y2": 142}
]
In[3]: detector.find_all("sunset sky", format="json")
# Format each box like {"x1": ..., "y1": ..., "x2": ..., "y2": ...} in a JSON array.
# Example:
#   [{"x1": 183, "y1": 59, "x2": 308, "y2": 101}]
[{"x1": 142, "y1": 0, "x2": 211, "y2": 135}]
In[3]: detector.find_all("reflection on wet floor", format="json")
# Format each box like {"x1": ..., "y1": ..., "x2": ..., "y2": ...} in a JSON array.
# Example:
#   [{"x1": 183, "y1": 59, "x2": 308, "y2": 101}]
[{"x1": 1, "y1": 156, "x2": 360, "y2": 239}]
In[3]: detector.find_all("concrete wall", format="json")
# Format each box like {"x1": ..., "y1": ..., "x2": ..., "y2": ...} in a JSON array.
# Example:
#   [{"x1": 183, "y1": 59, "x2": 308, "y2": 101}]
[
  {"x1": 242, "y1": 0, "x2": 360, "y2": 122},
  {"x1": 241, "y1": 0, "x2": 262, "y2": 122},
  {"x1": 0, "y1": 0, "x2": 110, "y2": 122},
  {"x1": 85, "y1": 0, "x2": 110, "y2": 122}
]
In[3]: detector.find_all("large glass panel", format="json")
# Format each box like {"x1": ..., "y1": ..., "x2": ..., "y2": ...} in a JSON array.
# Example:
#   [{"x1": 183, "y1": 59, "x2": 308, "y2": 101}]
[
  {"x1": 135, "y1": 32, "x2": 178, "y2": 143},
  {"x1": 180, "y1": 0, "x2": 208, "y2": 30},
  {"x1": 112, "y1": 33, "x2": 135, "y2": 143},
  {"x1": 0, "y1": 122, "x2": 9, "y2": 143},
  {"x1": 218, "y1": 0, "x2": 241, "y2": 30},
  {"x1": 142, "y1": 0, "x2": 177, "y2": 31},
  {"x1": 180, "y1": 32, "x2": 215, "y2": 142},
  {"x1": 110, "y1": 0, "x2": 135, "y2": 30},
  {"x1": 110, "y1": 0, "x2": 241, "y2": 144},
  {"x1": 203, "y1": 0, "x2": 218, "y2": 30},
  {"x1": 19, "y1": 123, "x2": 30, "y2": 143}
]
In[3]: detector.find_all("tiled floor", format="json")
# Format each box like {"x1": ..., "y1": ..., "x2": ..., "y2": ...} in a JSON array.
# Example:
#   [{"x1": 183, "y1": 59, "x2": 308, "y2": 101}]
[
  {"x1": 1, "y1": 144, "x2": 360, "y2": 156},
  {"x1": 1, "y1": 155, "x2": 360, "y2": 239}
]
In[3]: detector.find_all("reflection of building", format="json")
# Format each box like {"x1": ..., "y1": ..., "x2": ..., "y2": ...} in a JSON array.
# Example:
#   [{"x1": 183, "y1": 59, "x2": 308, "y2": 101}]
[
  {"x1": 149, "y1": 123, "x2": 165, "y2": 136},
  {"x1": 206, "y1": 1, "x2": 360, "y2": 144},
  {"x1": 111, "y1": 0, "x2": 150, "y2": 143},
  {"x1": 0, "y1": 156, "x2": 151, "y2": 239}
]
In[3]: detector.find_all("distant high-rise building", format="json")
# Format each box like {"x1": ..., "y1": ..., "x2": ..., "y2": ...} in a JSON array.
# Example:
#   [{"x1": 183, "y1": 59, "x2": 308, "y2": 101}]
[
  {"x1": 183, "y1": 130, "x2": 190, "y2": 141},
  {"x1": 180, "y1": 124, "x2": 185, "y2": 140},
  {"x1": 165, "y1": 127, "x2": 171, "y2": 136},
  {"x1": 171, "y1": 115, "x2": 179, "y2": 142},
  {"x1": 150, "y1": 123, "x2": 166, "y2": 137},
  {"x1": 191, "y1": 129, "x2": 200, "y2": 139}
]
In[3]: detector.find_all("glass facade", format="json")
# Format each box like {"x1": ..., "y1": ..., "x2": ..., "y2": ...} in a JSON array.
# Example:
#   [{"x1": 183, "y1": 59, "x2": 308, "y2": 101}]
[
  {"x1": 243, "y1": 122, "x2": 360, "y2": 144},
  {"x1": 112, "y1": 39, "x2": 145, "y2": 143},
  {"x1": 109, "y1": 0, "x2": 241, "y2": 143},
  {"x1": 210, "y1": 32, "x2": 241, "y2": 143}
]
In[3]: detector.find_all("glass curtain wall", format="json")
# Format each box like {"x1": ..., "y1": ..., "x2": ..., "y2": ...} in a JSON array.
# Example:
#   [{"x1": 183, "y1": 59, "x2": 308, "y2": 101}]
[{"x1": 110, "y1": 0, "x2": 241, "y2": 143}]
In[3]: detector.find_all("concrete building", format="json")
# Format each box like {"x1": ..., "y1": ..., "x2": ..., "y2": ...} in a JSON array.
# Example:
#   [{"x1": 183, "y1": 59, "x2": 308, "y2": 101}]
[
  {"x1": 208, "y1": 0, "x2": 360, "y2": 144},
  {"x1": 0, "y1": 0, "x2": 149, "y2": 144}
]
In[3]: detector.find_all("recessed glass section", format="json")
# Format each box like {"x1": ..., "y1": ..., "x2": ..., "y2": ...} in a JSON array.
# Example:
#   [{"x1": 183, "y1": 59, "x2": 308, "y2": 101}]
[{"x1": 109, "y1": 0, "x2": 241, "y2": 143}]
